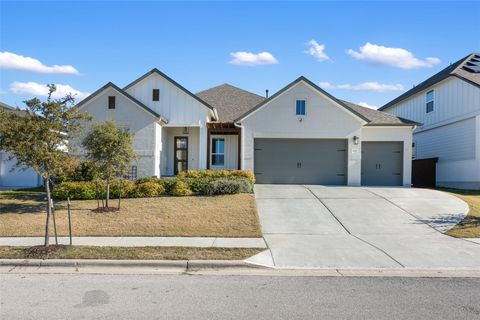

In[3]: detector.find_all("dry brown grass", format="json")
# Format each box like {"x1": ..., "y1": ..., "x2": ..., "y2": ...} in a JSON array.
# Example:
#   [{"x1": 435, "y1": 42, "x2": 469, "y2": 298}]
[
  {"x1": 443, "y1": 188, "x2": 480, "y2": 238},
  {"x1": 0, "y1": 192, "x2": 262, "y2": 237},
  {"x1": 0, "y1": 246, "x2": 263, "y2": 260}
]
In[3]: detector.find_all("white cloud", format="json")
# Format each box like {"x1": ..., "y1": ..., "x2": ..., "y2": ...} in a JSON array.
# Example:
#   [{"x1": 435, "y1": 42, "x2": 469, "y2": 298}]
[
  {"x1": 229, "y1": 51, "x2": 278, "y2": 66},
  {"x1": 304, "y1": 39, "x2": 330, "y2": 61},
  {"x1": 0, "y1": 51, "x2": 79, "y2": 74},
  {"x1": 319, "y1": 81, "x2": 404, "y2": 92},
  {"x1": 10, "y1": 81, "x2": 90, "y2": 101},
  {"x1": 347, "y1": 43, "x2": 441, "y2": 69},
  {"x1": 358, "y1": 102, "x2": 379, "y2": 109}
]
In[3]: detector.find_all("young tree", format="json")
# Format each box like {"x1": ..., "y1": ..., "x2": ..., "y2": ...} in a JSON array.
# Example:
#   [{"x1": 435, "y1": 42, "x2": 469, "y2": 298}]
[
  {"x1": 0, "y1": 85, "x2": 91, "y2": 246},
  {"x1": 82, "y1": 120, "x2": 136, "y2": 209}
]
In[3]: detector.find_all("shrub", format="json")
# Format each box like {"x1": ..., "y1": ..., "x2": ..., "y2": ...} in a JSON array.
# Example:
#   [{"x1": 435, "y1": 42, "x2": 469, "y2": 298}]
[
  {"x1": 205, "y1": 180, "x2": 239, "y2": 195},
  {"x1": 132, "y1": 182, "x2": 165, "y2": 198},
  {"x1": 53, "y1": 179, "x2": 136, "y2": 200},
  {"x1": 158, "y1": 178, "x2": 178, "y2": 194},
  {"x1": 178, "y1": 170, "x2": 255, "y2": 184},
  {"x1": 178, "y1": 170, "x2": 255, "y2": 194},
  {"x1": 135, "y1": 177, "x2": 160, "y2": 184},
  {"x1": 52, "y1": 181, "x2": 96, "y2": 200},
  {"x1": 169, "y1": 180, "x2": 192, "y2": 196}
]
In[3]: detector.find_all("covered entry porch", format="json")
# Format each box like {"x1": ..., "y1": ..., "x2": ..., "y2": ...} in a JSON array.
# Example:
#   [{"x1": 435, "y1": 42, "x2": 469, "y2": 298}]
[{"x1": 207, "y1": 122, "x2": 241, "y2": 170}]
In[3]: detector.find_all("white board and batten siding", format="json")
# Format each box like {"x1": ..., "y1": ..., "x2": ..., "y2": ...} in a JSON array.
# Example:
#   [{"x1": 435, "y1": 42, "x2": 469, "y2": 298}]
[
  {"x1": 241, "y1": 81, "x2": 365, "y2": 185},
  {"x1": 124, "y1": 73, "x2": 212, "y2": 126},
  {"x1": 386, "y1": 76, "x2": 480, "y2": 189},
  {"x1": 79, "y1": 86, "x2": 161, "y2": 178}
]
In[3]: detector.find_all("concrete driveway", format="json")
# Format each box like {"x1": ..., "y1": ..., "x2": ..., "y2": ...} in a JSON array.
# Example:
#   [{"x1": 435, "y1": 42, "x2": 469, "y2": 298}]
[{"x1": 247, "y1": 185, "x2": 480, "y2": 269}]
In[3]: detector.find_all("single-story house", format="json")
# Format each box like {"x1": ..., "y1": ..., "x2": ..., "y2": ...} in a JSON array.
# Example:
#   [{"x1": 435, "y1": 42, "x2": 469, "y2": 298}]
[
  {"x1": 0, "y1": 102, "x2": 43, "y2": 188},
  {"x1": 379, "y1": 52, "x2": 480, "y2": 190},
  {"x1": 75, "y1": 69, "x2": 419, "y2": 186}
]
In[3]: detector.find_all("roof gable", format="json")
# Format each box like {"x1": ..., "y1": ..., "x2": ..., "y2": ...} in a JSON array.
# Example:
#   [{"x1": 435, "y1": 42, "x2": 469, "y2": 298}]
[
  {"x1": 235, "y1": 76, "x2": 370, "y2": 123},
  {"x1": 75, "y1": 82, "x2": 167, "y2": 123},
  {"x1": 123, "y1": 68, "x2": 217, "y2": 119},
  {"x1": 380, "y1": 53, "x2": 480, "y2": 111}
]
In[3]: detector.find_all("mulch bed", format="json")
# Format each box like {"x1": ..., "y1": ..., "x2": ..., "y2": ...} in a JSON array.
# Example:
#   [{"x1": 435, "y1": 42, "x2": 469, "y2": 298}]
[{"x1": 91, "y1": 207, "x2": 120, "y2": 213}]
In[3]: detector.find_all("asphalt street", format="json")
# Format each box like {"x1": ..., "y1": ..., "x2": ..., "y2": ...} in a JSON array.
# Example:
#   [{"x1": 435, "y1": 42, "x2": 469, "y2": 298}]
[{"x1": 1, "y1": 273, "x2": 480, "y2": 319}]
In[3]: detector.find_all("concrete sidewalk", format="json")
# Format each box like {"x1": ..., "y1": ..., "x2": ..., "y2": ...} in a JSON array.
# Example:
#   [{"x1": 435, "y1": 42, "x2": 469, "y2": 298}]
[{"x1": 0, "y1": 236, "x2": 267, "y2": 248}]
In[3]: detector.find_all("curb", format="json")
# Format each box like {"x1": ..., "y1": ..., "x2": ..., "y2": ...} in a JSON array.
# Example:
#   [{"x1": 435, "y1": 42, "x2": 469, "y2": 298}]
[{"x1": 0, "y1": 259, "x2": 255, "y2": 270}]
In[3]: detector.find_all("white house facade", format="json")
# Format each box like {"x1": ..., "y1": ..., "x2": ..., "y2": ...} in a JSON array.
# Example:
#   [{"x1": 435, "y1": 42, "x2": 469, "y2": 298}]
[
  {"x1": 74, "y1": 71, "x2": 418, "y2": 186},
  {"x1": 0, "y1": 102, "x2": 43, "y2": 188},
  {"x1": 380, "y1": 53, "x2": 480, "y2": 190}
]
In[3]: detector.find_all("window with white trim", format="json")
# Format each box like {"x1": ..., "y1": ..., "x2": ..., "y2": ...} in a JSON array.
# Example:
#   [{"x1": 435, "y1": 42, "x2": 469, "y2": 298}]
[
  {"x1": 211, "y1": 138, "x2": 225, "y2": 166},
  {"x1": 426, "y1": 90, "x2": 434, "y2": 113},
  {"x1": 296, "y1": 99, "x2": 306, "y2": 115}
]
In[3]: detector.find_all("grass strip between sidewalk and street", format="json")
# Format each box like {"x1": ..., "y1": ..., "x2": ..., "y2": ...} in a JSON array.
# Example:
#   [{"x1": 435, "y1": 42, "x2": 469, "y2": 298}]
[
  {"x1": 441, "y1": 188, "x2": 480, "y2": 238},
  {"x1": 0, "y1": 246, "x2": 264, "y2": 260}
]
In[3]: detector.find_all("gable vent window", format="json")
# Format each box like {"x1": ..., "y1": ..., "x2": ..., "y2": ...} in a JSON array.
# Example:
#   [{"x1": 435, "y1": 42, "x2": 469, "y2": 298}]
[
  {"x1": 152, "y1": 89, "x2": 160, "y2": 101},
  {"x1": 108, "y1": 96, "x2": 116, "y2": 109},
  {"x1": 426, "y1": 90, "x2": 434, "y2": 113},
  {"x1": 296, "y1": 99, "x2": 306, "y2": 115}
]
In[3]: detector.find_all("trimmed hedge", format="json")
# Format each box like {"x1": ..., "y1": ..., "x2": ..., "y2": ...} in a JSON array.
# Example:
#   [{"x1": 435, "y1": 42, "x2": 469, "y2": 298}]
[
  {"x1": 178, "y1": 170, "x2": 255, "y2": 194},
  {"x1": 205, "y1": 178, "x2": 253, "y2": 195},
  {"x1": 132, "y1": 182, "x2": 165, "y2": 197},
  {"x1": 52, "y1": 170, "x2": 254, "y2": 200},
  {"x1": 52, "y1": 180, "x2": 136, "y2": 200}
]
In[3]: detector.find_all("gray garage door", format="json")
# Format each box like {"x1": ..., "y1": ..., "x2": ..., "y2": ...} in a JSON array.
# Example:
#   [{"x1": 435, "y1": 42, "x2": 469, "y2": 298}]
[
  {"x1": 254, "y1": 139, "x2": 347, "y2": 184},
  {"x1": 361, "y1": 142, "x2": 403, "y2": 186}
]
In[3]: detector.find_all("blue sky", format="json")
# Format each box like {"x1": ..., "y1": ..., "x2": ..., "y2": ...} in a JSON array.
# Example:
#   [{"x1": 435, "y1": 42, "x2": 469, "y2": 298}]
[{"x1": 1, "y1": 1, "x2": 479, "y2": 109}]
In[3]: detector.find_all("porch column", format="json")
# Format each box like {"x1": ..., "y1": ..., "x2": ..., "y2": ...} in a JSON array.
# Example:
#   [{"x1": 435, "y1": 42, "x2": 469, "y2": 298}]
[{"x1": 198, "y1": 123, "x2": 208, "y2": 170}]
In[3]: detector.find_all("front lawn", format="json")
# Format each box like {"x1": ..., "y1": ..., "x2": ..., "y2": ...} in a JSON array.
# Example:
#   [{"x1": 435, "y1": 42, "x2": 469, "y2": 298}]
[
  {"x1": 0, "y1": 246, "x2": 263, "y2": 260},
  {"x1": 441, "y1": 188, "x2": 480, "y2": 238},
  {"x1": 0, "y1": 189, "x2": 262, "y2": 237}
]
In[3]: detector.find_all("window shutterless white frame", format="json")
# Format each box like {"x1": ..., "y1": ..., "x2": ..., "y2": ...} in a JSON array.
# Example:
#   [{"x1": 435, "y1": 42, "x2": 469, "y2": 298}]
[
  {"x1": 295, "y1": 99, "x2": 306, "y2": 116},
  {"x1": 426, "y1": 90, "x2": 434, "y2": 113},
  {"x1": 210, "y1": 136, "x2": 225, "y2": 167}
]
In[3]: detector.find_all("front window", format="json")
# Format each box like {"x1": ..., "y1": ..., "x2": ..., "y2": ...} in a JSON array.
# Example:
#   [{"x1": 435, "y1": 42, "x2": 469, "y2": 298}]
[
  {"x1": 426, "y1": 90, "x2": 434, "y2": 113},
  {"x1": 296, "y1": 99, "x2": 306, "y2": 115},
  {"x1": 211, "y1": 138, "x2": 225, "y2": 166}
]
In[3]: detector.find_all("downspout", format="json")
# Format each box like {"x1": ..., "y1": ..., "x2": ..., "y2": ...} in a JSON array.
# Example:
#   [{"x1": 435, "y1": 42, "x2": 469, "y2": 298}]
[{"x1": 234, "y1": 122, "x2": 244, "y2": 170}]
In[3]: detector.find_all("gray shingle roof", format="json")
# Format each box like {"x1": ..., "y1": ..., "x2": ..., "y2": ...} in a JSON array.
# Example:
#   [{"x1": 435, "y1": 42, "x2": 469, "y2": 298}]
[
  {"x1": 380, "y1": 53, "x2": 480, "y2": 111},
  {"x1": 340, "y1": 100, "x2": 421, "y2": 126},
  {"x1": 196, "y1": 84, "x2": 265, "y2": 122},
  {"x1": 197, "y1": 79, "x2": 418, "y2": 126}
]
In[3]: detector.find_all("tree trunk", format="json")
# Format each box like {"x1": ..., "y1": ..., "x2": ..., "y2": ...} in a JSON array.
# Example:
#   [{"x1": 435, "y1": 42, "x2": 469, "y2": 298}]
[
  {"x1": 105, "y1": 177, "x2": 110, "y2": 208},
  {"x1": 44, "y1": 177, "x2": 52, "y2": 247}
]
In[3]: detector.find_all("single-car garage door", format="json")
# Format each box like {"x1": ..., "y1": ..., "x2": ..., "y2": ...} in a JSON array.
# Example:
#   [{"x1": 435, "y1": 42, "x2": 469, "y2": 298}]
[
  {"x1": 361, "y1": 142, "x2": 403, "y2": 186},
  {"x1": 254, "y1": 138, "x2": 347, "y2": 184}
]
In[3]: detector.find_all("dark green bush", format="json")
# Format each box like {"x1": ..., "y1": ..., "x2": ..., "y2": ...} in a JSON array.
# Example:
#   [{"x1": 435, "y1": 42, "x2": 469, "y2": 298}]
[
  {"x1": 204, "y1": 178, "x2": 253, "y2": 195},
  {"x1": 135, "y1": 177, "x2": 160, "y2": 184},
  {"x1": 132, "y1": 182, "x2": 165, "y2": 197},
  {"x1": 157, "y1": 178, "x2": 178, "y2": 194}
]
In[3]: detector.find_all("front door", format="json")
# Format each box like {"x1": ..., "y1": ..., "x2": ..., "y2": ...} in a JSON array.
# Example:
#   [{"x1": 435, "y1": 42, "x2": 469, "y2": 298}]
[{"x1": 174, "y1": 137, "x2": 188, "y2": 175}]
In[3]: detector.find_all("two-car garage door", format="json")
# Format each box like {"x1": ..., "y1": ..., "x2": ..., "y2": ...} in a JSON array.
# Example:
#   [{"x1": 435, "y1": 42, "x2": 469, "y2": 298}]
[
  {"x1": 254, "y1": 139, "x2": 404, "y2": 186},
  {"x1": 254, "y1": 139, "x2": 347, "y2": 184}
]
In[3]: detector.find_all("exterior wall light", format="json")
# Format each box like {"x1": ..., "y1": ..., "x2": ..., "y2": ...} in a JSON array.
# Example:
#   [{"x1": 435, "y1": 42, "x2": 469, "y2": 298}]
[{"x1": 353, "y1": 136, "x2": 359, "y2": 145}]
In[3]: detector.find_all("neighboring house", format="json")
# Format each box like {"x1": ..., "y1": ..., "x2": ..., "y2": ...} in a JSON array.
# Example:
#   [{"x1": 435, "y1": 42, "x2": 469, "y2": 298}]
[
  {"x1": 76, "y1": 69, "x2": 418, "y2": 186},
  {"x1": 379, "y1": 53, "x2": 480, "y2": 190},
  {"x1": 0, "y1": 102, "x2": 43, "y2": 188}
]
